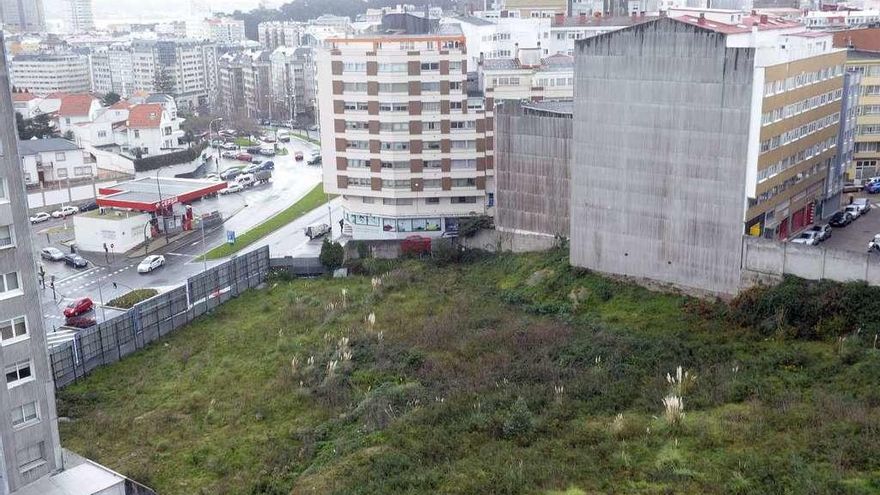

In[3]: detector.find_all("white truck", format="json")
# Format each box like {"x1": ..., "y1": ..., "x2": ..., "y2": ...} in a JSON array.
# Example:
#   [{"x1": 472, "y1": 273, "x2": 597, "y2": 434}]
[{"x1": 304, "y1": 223, "x2": 331, "y2": 240}]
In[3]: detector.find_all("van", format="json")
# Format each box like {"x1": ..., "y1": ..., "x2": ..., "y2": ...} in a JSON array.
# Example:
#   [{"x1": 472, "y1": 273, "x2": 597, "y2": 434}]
[{"x1": 236, "y1": 173, "x2": 255, "y2": 188}]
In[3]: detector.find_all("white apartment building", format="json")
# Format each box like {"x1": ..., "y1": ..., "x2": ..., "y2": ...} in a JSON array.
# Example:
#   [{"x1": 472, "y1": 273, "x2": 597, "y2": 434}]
[
  {"x1": 478, "y1": 49, "x2": 574, "y2": 100},
  {"x1": 0, "y1": 0, "x2": 44, "y2": 32},
  {"x1": 547, "y1": 13, "x2": 650, "y2": 56},
  {"x1": 441, "y1": 14, "x2": 551, "y2": 67},
  {"x1": 130, "y1": 39, "x2": 218, "y2": 110},
  {"x1": 270, "y1": 46, "x2": 316, "y2": 119},
  {"x1": 18, "y1": 138, "x2": 95, "y2": 185},
  {"x1": 186, "y1": 17, "x2": 246, "y2": 45},
  {"x1": 10, "y1": 53, "x2": 91, "y2": 95},
  {"x1": 57, "y1": 93, "x2": 102, "y2": 134},
  {"x1": 318, "y1": 14, "x2": 495, "y2": 239},
  {"x1": 802, "y1": 9, "x2": 880, "y2": 29},
  {"x1": 258, "y1": 21, "x2": 302, "y2": 50},
  {"x1": 65, "y1": 0, "x2": 94, "y2": 33}
]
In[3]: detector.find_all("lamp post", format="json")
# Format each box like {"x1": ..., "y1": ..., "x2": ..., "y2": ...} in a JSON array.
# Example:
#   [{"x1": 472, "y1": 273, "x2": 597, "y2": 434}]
[
  {"x1": 209, "y1": 117, "x2": 223, "y2": 174},
  {"x1": 155, "y1": 169, "x2": 169, "y2": 243}
]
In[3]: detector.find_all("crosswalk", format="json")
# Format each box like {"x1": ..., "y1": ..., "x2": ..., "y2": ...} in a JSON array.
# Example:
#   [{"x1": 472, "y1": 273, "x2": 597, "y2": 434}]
[{"x1": 53, "y1": 263, "x2": 136, "y2": 291}]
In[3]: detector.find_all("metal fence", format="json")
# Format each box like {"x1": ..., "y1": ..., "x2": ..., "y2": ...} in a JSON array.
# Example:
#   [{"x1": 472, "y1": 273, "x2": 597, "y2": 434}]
[{"x1": 49, "y1": 246, "x2": 270, "y2": 388}]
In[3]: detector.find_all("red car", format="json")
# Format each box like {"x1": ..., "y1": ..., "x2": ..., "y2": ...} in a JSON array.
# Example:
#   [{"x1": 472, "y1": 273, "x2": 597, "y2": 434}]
[
  {"x1": 63, "y1": 297, "x2": 93, "y2": 318},
  {"x1": 236, "y1": 153, "x2": 253, "y2": 162},
  {"x1": 65, "y1": 315, "x2": 96, "y2": 329},
  {"x1": 294, "y1": 151, "x2": 304, "y2": 161}
]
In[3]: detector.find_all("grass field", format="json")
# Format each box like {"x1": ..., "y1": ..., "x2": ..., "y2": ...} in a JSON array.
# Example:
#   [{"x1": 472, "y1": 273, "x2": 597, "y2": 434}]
[
  {"x1": 201, "y1": 184, "x2": 328, "y2": 260},
  {"x1": 57, "y1": 249, "x2": 880, "y2": 495}
]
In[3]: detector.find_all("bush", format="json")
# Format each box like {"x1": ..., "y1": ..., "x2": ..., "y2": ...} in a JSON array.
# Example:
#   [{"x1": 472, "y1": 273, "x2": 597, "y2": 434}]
[
  {"x1": 319, "y1": 238, "x2": 344, "y2": 271},
  {"x1": 133, "y1": 142, "x2": 207, "y2": 172},
  {"x1": 431, "y1": 238, "x2": 461, "y2": 265},
  {"x1": 107, "y1": 288, "x2": 159, "y2": 309},
  {"x1": 458, "y1": 215, "x2": 494, "y2": 238},
  {"x1": 502, "y1": 397, "x2": 534, "y2": 440}
]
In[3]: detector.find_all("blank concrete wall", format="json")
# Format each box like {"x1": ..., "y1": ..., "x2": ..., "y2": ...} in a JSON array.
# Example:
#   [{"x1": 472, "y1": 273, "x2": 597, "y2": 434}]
[
  {"x1": 571, "y1": 18, "x2": 753, "y2": 296},
  {"x1": 495, "y1": 102, "x2": 571, "y2": 236}
]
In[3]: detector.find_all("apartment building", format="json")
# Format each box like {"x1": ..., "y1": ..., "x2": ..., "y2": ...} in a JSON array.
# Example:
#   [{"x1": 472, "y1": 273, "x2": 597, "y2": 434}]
[
  {"x1": 130, "y1": 39, "x2": 218, "y2": 111},
  {"x1": 547, "y1": 14, "x2": 649, "y2": 56},
  {"x1": 258, "y1": 21, "x2": 302, "y2": 50},
  {"x1": 832, "y1": 28, "x2": 880, "y2": 180},
  {"x1": 317, "y1": 14, "x2": 495, "y2": 239},
  {"x1": 478, "y1": 49, "x2": 573, "y2": 100},
  {"x1": 65, "y1": 0, "x2": 93, "y2": 33},
  {"x1": 501, "y1": 0, "x2": 566, "y2": 18},
  {"x1": 217, "y1": 52, "x2": 245, "y2": 117},
  {"x1": 441, "y1": 14, "x2": 551, "y2": 67},
  {"x1": 186, "y1": 17, "x2": 246, "y2": 45},
  {"x1": 0, "y1": 0, "x2": 44, "y2": 32},
  {"x1": 570, "y1": 15, "x2": 846, "y2": 295},
  {"x1": 270, "y1": 46, "x2": 316, "y2": 120},
  {"x1": 10, "y1": 53, "x2": 91, "y2": 95},
  {"x1": 18, "y1": 138, "x2": 95, "y2": 185}
]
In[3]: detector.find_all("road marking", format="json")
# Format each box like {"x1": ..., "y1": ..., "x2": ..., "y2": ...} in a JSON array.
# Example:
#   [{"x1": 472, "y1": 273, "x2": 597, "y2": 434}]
[
  {"x1": 166, "y1": 252, "x2": 191, "y2": 257},
  {"x1": 54, "y1": 266, "x2": 103, "y2": 285}
]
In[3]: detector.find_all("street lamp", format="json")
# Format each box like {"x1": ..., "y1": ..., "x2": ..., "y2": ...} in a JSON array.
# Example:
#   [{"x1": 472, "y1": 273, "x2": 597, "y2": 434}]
[{"x1": 209, "y1": 117, "x2": 223, "y2": 174}]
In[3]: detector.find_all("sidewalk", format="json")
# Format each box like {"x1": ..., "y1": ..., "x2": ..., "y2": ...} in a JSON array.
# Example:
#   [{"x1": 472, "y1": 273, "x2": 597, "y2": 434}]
[{"x1": 125, "y1": 229, "x2": 202, "y2": 258}]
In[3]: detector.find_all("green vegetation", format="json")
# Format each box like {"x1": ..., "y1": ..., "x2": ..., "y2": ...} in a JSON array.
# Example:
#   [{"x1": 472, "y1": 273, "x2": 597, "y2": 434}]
[
  {"x1": 319, "y1": 238, "x2": 344, "y2": 270},
  {"x1": 107, "y1": 289, "x2": 159, "y2": 309},
  {"x1": 275, "y1": 147, "x2": 289, "y2": 156},
  {"x1": 57, "y1": 249, "x2": 880, "y2": 494},
  {"x1": 290, "y1": 130, "x2": 321, "y2": 146},
  {"x1": 234, "y1": 137, "x2": 257, "y2": 147},
  {"x1": 202, "y1": 184, "x2": 329, "y2": 259}
]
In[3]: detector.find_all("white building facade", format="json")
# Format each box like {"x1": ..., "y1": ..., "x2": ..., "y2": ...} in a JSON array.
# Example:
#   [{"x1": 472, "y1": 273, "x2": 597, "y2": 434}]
[{"x1": 10, "y1": 53, "x2": 91, "y2": 95}]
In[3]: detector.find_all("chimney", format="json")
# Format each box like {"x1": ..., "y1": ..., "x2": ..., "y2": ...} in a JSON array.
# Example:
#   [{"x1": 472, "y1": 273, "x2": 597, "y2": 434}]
[
  {"x1": 760, "y1": 14, "x2": 768, "y2": 23},
  {"x1": 555, "y1": 12, "x2": 565, "y2": 24},
  {"x1": 579, "y1": 12, "x2": 587, "y2": 24},
  {"x1": 698, "y1": 12, "x2": 706, "y2": 25}
]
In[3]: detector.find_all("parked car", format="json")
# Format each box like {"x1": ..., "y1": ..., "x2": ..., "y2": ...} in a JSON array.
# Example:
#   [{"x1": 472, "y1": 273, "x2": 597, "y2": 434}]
[
  {"x1": 791, "y1": 231, "x2": 821, "y2": 246},
  {"x1": 253, "y1": 169, "x2": 272, "y2": 184},
  {"x1": 845, "y1": 205, "x2": 863, "y2": 220},
  {"x1": 65, "y1": 315, "x2": 97, "y2": 329},
  {"x1": 205, "y1": 173, "x2": 220, "y2": 181},
  {"x1": 829, "y1": 211, "x2": 853, "y2": 227},
  {"x1": 137, "y1": 255, "x2": 165, "y2": 273},
  {"x1": 304, "y1": 223, "x2": 330, "y2": 240},
  {"x1": 852, "y1": 197, "x2": 872, "y2": 213},
  {"x1": 30, "y1": 212, "x2": 51, "y2": 224},
  {"x1": 242, "y1": 164, "x2": 261, "y2": 174},
  {"x1": 79, "y1": 201, "x2": 99, "y2": 212},
  {"x1": 246, "y1": 146, "x2": 262, "y2": 154},
  {"x1": 221, "y1": 150, "x2": 238, "y2": 159},
  {"x1": 866, "y1": 182, "x2": 880, "y2": 194},
  {"x1": 278, "y1": 134, "x2": 290, "y2": 143},
  {"x1": 259, "y1": 161, "x2": 274, "y2": 171},
  {"x1": 63, "y1": 254, "x2": 88, "y2": 268},
  {"x1": 236, "y1": 173, "x2": 255, "y2": 188},
  {"x1": 262, "y1": 135, "x2": 277, "y2": 143},
  {"x1": 250, "y1": 156, "x2": 263, "y2": 165},
  {"x1": 307, "y1": 155, "x2": 322, "y2": 166},
  {"x1": 51, "y1": 205, "x2": 79, "y2": 218},
  {"x1": 63, "y1": 297, "x2": 93, "y2": 318},
  {"x1": 259, "y1": 147, "x2": 276, "y2": 156},
  {"x1": 295, "y1": 151, "x2": 304, "y2": 161},
  {"x1": 806, "y1": 224, "x2": 832, "y2": 242},
  {"x1": 236, "y1": 152, "x2": 254, "y2": 162},
  {"x1": 40, "y1": 247, "x2": 64, "y2": 261},
  {"x1": 220, "y1": 168, "x2": 242, "y2": 181},
  {"x1": 220, "y1": 142, "x2": 238, "y2": 150},
  {"x1": 220, "y1": 182, "x2": 243, "y2": 194}
]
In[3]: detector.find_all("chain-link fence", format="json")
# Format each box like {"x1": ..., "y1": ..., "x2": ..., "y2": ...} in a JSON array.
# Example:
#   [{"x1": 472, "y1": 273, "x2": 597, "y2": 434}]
[{"x1": 49, "y1": 246, "x2": 270, "y2": 388}]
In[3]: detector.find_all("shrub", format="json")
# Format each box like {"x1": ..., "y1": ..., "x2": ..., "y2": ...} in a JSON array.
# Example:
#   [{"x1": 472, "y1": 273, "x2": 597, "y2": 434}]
[
  {"x1": 133, "y1": 142, "x2": 207, "y2": 172},
  {"x1": 458, "y1": 215, "x2": 493, "y2": 238},
  {"x1": 431, "y1": 238, "x2": 461, "y2": 265},
  {"x1": 107, "y1": 288, "x2": 158, "y2": 309},
  {"x1": 502, "y1": 397, "x2": 534, "y2": 440},
  {"x1": 319, "y1": 238, "x2": 344, "y2": 271}
]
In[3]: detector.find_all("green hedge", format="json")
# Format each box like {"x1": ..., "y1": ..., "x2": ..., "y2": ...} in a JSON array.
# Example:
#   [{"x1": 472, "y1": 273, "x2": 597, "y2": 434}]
[
  {"x1": 107, "y1": 288, "x2": 158, "y2": 309},
  {"x1": 133, "y1": 142, "x2": 207, "y2": 172}
]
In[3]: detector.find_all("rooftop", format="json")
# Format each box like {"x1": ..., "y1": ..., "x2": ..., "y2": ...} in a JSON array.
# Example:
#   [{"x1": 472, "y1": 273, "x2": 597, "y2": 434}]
[
  {"x1": 59, "y1": 94, "x2": 97, "y2": 117},
  {"x1": 98, "y1": 177, "x2": 226, "y2": 212},
  {"x1": 454, "y1": 16, "x2": 495, "y2": 27},
  {"x1": 12, "y1": 92, "x2": 37, "y2": 102},
  {"x1": 673, "y1": 14, "x2": 803, "y2": 34},
  {"x1": 521, "y1": 99, "x2": 574, "y2": 116},
  {"x1": 18, "y1": 138, "x2": 80, "y2": 155},
  {"x1": 833, "y1": 28, "x2": 880, "y2": 52},
  {"x1": 127, "y1": 103, "x2": 164, "y2": 129},
  {"x1": 481, "y1": 53, "x2": 573, "y2": 72},
  {"x1": 551, "y1": 14, "x2": 655, "y2": 28}
]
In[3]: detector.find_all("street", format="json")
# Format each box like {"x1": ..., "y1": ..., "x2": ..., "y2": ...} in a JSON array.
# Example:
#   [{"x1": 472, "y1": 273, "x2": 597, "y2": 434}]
[{"x1": 33, "y1": 135, "x2": 334, "y2": 330}]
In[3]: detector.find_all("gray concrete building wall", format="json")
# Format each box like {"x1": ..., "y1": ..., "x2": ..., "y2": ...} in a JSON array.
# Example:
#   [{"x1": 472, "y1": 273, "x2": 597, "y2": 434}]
[
  {"x1": 495, "y1": 101, "x2": 572, "y2": 237},
  {"x1": 570, "y1": 18, "x2": 754, "y2": 296},
  {"x1": 0, "y1": 35, "x2": 62, "y2": 492}
]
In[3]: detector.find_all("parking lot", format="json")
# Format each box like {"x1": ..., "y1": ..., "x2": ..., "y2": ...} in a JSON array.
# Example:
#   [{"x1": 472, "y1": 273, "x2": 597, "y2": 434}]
[{"x1": 813, "y1": 195, "x2": 880, "y2": 254}]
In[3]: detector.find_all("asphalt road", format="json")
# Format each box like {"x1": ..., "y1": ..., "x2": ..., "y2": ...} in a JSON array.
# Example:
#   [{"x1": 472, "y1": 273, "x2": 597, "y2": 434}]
[
  {"x1": 33, "y1": 136, "x2": 330, "y2": 330},
  {"x1": 820, "y1": 197, "x2": 880, "y2": 254}
]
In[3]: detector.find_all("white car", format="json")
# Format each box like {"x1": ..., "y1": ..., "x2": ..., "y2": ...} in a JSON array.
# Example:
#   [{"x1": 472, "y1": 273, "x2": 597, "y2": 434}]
[
  {"x1": 51, "y1": 206, "x2": 79, "y2": 218},
  {"x1": 137, "y1": 255, "x2": 165, "y2": 273},
  {"x1": 221, "y1": 150, "x2": 238, "y2": 159},
  {"x1": 791, "y1": 231, "x2": 820, "y2": 246},
  {"x1": 220, "y1": 183, "x2": 243, "y2": 194},
  {"x1": 30, "y1": 212, "x2": 51, "y2": 224},
  {"x1": 40, "y1": 247, "x2": 65, "y2": 261},
  {"x1": 852, "y1": 198, "x2": 872, "y2": 214},
  {"x1": 844, "y1": 205, "x2": 863, "y2": 220},
  {"x1": 220, "y1": 142, "x2": 238, "y2": 150}
]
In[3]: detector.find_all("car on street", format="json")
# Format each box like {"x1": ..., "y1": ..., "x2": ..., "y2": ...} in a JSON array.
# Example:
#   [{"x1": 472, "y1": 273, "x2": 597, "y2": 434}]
[
  {"x1": 258, "y1": 147, "x2": 276, "y2": 156},
  {"x1": 791, "y1": 231, "x2": 821, "y2": 246},
  {"x1": 138, "y1": 254, "x2": 166, "y2": 273},
  {"x1": 304, "y1": 223, "x2": 331, "y2": 240},
  {"x1": 220, "y1": 142, "x2": 238, "y2": 150},
  {"x1": 308, "y1": 155, "x2": 322, "y2": 166},
  {"x1": 221, "y1": 150, "x2": 238, "y2": 159},
  {"x1": 278, "y1": 134, "x2": 290, "y2": 142},
  {"x1": 40, "y1": 247, "x2": 64, "y2": 261},
  {"x1": 242, "y1": 164, "x2": 261, "y2": 174},
  {"x1": 63, "y1": 254, "x2": 88, "y2": 268},
  {"x1": 80, "y1": 201, "x2": 99, "y2": 212},
  {"x1": 259, "y1": 161, "x2": 274, "y2": 171},
  {"x1": 236, "y1": 152, "x2": 254, "y2": 162},
  {"x1": 845, "y1": 205, "x2": 863, "y2": 220},
  {"x1": 65, "y1": 315, "x2": 96, "y2": 328},
  {"x1": 806, "y1": 224, "x2": 832, "y2": 242},
  {"x1": 262, "y1": 135, "x2": 276, "y2": 143},
  {"x1": 236, "y1": 173, "x2": 255, "y2": 188},
  {"x1": 51, "y1": 205, "x2": 79, "y2": 218},
  {"x1": 829, "y1": 211, "x2": 853, "y2": 227},
  {"x1": 30, "y1": 212, "x2": 51, "y2": 224},
  {"x1": 220, "y1": 168, "x2": 242, "y2": 180},
  {"x1": 63, "y1": 297, "x2": 93, "y2": 318},
  {"x1": 220, "y1": 182, "x2": 243, "y2": 194},
  {"x1": 852, "y1": 198, "x2": 872, "y2": 213},
  {"x1": 205, "y1": 173, "x2": 220, "y2": 181},
  {"x1": 295, "y1": 151, "x2": 304, "y2": 161},
  {"x1": 246, "y1": 146, "x2": 262, "y2": 154},
  {"x1": 866, "y1": 182, "x2": 880, "y2": 194}
]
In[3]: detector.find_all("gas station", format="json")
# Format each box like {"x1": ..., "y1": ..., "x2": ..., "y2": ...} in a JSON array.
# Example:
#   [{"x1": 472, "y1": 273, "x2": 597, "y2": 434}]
[{"x1": 73, "y1": 177, "x2": 226, "y2": 253}]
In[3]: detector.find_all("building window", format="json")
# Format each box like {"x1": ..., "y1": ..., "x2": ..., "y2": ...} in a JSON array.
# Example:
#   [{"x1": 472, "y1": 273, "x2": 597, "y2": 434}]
[
  {"x1": 6, "y1": 360, "x2": 32, "y2": 388},
  {"x1": 11, "y1": 401, "x2": 38, "y2": 428},
  {"x1": 424, "y1": 160, "x2": 441, "y2": 169},
  {"x1": 16, "y1": 441, "x2": 45, "y2": 473},
  {"x1": 55, "y1": 152, "x2": 66, "y2": 162},
  {"x1": 97, "y1": 130, "x2": 107, "y2": 138},
  {"x1": 451, "y1": 196, "x2": 478, "y2": 204},
  {"x1": 74, "y1": 167, "x2": 92, "y2": 176},
  {"x1": 423, "y1": 179, "x2": 441, "y2": 189},
  {"x1": 423, "y1": 102, "x2": 440, "y2": 113},
  {"x1": 0, "y1": 272, "x2": 20, "y2": 295},
  {"x1": 425, "y1": 197, "x2": 440, "y2": 204},
  {"x1": 134, "y1": 130, "x2": 140, "y2": 138},
  {"x1": 343, "y1": 82, "x2": 368, "y2": 92},
  {"x1": 0, "y1": 317, "x2": 28, "y2": 344},
  {"x1": 0, "y1": 178, "x2": 7, "y2": 202},
  {"x1": 56, "y1": 169, "x2": 68, "y2": 178},
  {"x1": 420, "y1": 62, "x2": 439, "y2": 71},
  {"x1": 451, "y1": 178, "x2": 476, "y2": 188},
  {"x1": 422, "y1": 82, "x2": 440, "y2": 92},
  {"x1": 163, "y1": 126, "x2": 172, "y2": 136},
  {"x1": 343, "y1": 62, "x2": 366, "y2": 72},
  {"x1": 0, "y1": 225, "x2": 14, "y2": 247}
]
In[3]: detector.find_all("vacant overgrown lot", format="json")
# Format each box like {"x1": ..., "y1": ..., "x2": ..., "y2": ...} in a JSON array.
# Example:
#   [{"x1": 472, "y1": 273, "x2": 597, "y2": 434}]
[{"x1": 58, "y1": 249, "x2": 880, "y2": 494}]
